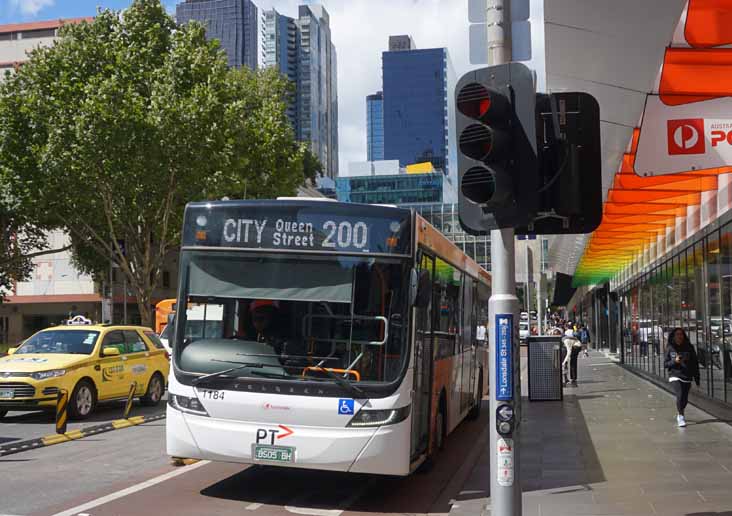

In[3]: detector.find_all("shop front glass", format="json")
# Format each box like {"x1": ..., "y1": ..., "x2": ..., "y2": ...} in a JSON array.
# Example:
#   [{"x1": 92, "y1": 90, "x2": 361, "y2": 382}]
[{"x1": 619, "y1": 222, "x2": 732, "y2": 406}]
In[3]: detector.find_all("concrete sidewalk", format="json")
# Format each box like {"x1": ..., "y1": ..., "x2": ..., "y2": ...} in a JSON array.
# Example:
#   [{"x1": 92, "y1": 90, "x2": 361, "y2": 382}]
[{"x1": 450, "y1": 352, "x2": 732, "y2": 516}]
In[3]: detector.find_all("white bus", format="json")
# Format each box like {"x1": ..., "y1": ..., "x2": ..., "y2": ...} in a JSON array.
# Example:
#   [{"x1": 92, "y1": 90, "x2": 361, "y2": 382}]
[{"x1": 167, "y1": 200, "x2": 491, "y2": 475}]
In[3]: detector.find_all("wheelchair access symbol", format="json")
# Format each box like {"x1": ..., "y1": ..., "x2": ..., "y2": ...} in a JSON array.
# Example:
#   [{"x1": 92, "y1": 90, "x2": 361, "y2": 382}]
[{"x1": 338, "y1": 399, "x2": 355, "y2": 415}]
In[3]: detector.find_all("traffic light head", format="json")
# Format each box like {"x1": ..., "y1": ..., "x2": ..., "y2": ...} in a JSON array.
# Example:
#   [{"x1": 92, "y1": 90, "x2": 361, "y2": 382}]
[
  {"x1": 456, "y1": 63, "x2": 539, "y2": 233},
  {"x1": 515, "y1": 92, "x2": 602, "y2": 235}
]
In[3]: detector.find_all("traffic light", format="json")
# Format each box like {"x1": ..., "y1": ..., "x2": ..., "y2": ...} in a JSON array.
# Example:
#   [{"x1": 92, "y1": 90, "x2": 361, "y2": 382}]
[
  {"x1": 456, "y1": 62, "x2": 539, "y2": 232},
  {"x1": 515, "y1": 92, "x2": 602, "y2": 235}
]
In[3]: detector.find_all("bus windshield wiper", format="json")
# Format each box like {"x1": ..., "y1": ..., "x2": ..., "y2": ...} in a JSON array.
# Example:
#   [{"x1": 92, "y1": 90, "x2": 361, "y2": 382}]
[
  {"x1": 192, "y1": 359, "x2": 264, "y2": 385},
  {"x1": 234, "y1": 353, "x2": 363, "y2": 397},
  {"x1": 307, "y1": 365, "x2": 365, "y2": 398}
]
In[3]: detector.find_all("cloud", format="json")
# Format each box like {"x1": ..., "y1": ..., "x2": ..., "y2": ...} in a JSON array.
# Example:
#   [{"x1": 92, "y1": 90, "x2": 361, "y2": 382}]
[
  {"x1": 7, "y1": 0, "x2": 56, "y2": 17},
  {"x1": 262, "y1": 0, "x2": 472, "y2": 175}
]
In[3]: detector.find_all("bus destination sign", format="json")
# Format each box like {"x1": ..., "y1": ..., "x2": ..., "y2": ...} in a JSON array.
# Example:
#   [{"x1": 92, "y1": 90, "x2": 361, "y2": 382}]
[{"x1": 183, "y1": 201, "x2": 413, "y2": 256}]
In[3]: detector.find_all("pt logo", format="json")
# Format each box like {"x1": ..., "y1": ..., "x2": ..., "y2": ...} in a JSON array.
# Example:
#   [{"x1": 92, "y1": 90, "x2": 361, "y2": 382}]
[
  {"x1": 668, "y1": 118, "x2": 705, "y2": 155},
  {"x1": 255, "y1": 424, "x2": 294, "y2": 445}
]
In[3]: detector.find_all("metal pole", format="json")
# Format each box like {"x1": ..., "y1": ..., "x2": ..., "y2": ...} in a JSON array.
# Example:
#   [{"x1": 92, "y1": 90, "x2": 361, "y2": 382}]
[
  {"x1": 538, "y1": 239, "x2": 544, "y2": 334},
  {"x1": 486, "y1": 0, "x2": 520, "y2": 514},
  {"x1": 526, "y1": 244, "x2": 531, "y2": 316}
]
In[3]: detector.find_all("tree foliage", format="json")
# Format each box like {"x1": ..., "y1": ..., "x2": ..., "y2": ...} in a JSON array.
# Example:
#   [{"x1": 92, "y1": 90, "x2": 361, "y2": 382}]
[{"x1": 0, "y1": 0, "x2": 308, "y2": 324}]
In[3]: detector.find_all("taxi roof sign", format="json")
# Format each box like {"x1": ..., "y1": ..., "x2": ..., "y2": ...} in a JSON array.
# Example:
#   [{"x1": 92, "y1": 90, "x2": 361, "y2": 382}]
[{"x1": 66, "y1": 315, "x2": 92, "y2": 325}]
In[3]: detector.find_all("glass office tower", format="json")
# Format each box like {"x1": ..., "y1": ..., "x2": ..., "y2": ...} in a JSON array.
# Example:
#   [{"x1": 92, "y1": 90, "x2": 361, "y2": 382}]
[
  {"x1": 263, "y1": 5, "x2": 339, "y2": 179},
  {"x1": 366, "y1": 92, "x2": 384, "y2": 161},
  {"x1": 382, "y1": 45, "x2": 450, "y2": 173},
  {"x1": 176, "y1": 0, "x2": 259, "y2": 70}
]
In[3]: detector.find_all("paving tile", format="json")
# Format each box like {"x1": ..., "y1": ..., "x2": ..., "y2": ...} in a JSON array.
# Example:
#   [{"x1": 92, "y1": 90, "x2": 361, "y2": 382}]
[{"x1": 448, "y1": 352, "x2": 732, "y2": 516}]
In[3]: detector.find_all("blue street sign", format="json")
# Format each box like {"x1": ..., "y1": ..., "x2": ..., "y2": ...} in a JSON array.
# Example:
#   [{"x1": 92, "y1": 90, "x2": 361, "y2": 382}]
[{"x1": 495, "y1": 314, "x2": 513, "y2": 401}]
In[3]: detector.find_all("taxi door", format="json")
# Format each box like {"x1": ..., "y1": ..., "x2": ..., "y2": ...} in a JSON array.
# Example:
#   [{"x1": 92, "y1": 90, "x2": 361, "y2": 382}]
[
  {"x1": 97, "y1": 330, "x2": 129, "y2": 399},
  {"x1": 122, "y1": 330, "x2": 153, "y2": 396}
]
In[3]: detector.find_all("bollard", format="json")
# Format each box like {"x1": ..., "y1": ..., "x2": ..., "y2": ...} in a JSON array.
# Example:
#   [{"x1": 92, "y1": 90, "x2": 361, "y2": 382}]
[
  {"x1": 55, "y1": 389, "x2": 69, "y2": 434},
  {"x1": 123, "y1": 382, "x2": 136, "y2": 419}
]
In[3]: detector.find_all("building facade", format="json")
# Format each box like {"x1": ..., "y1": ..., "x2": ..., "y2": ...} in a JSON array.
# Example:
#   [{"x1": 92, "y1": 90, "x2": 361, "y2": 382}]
[
  {"x1": 336, "y1": 173, "x2": 449, "y2": 205},
  {"x1": 408, "y1": 204, "x2": 490, "y2": 272},
  {"x1": 382, "y1": 40, "x2": 450, "y2": 174},
  {"x1": 263, "y1": 5, "x2": 338, "y2": 179},
  {"x1": 176, "y1": 0, "x2": 260, "y2": 70},
  {"x1": 263, "y1": 9, "x2": 298, "y2": 126},
  {"x1": 0, "y1": 18, "x2": 91, "y2": 75},
  {"x1": 366, "y1": 91, "x2": 384, "y2": 161}
]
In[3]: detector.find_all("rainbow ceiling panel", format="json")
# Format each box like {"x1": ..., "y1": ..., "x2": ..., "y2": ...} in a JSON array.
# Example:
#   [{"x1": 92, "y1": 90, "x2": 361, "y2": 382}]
[{"x1": 574, "y1": 0, "x2": 732, "y2": 286}]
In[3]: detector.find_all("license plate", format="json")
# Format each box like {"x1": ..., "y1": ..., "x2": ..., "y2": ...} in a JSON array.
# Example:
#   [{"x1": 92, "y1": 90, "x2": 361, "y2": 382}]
[
  {"x1": 252, "y1": 444, "x2": 295, "y2": 463},
  {"x1": 0, "y1": 389, "x2": 13, "y2": 399}
]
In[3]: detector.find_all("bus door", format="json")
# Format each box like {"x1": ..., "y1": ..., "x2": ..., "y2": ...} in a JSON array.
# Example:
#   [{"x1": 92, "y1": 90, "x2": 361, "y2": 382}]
[
  {"x1": 411, "y1": 253, "x2": 434, "y2": 459},
  {"x1": 460, "y1": 277, "x2": 476, "y2": 413}
]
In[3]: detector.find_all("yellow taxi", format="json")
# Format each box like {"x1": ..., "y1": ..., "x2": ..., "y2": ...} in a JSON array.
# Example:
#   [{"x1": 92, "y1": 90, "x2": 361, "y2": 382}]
[{"x1": 0, "y1": 317, "x2": 170, "y2": 420}]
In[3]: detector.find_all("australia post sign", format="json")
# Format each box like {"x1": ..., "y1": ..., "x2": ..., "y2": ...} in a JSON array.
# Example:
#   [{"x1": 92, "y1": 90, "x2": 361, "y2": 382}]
[{"x1": 635, "y1": 96, "x2": 732, "y2": 176}]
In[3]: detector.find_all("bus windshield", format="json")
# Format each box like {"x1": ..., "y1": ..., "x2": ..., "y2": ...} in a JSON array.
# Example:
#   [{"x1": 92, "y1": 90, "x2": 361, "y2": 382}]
[{"x1": 176, "y1": 252, "x2": 409, "y2": 385}]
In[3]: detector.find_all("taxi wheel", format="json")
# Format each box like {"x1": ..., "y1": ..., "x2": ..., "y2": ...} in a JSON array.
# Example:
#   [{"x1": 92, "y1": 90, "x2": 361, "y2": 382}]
[
  {"x1": 69, "y1": 380, "x2": 96, "y2": 420},
  {"x1": 140, "y1": 373, "x2": 164, "y2": 407}
]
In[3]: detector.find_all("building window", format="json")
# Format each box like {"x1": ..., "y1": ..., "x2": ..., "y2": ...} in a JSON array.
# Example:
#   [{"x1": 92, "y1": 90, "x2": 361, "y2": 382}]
[{"x1": 21, "y1": 28, "x2": 56, "y2": 39}]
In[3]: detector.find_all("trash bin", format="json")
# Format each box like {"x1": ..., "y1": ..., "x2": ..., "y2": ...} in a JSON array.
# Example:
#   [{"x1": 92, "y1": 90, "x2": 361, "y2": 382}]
[{"x1": 527, "y1": 336, "x2": 563, "y2": 401}]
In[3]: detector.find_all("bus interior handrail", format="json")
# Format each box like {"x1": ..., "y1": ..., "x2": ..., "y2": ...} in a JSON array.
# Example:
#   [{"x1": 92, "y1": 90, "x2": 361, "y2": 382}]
[{"x1": 301, "y1": 314, "x2": 389, "y2": 347}]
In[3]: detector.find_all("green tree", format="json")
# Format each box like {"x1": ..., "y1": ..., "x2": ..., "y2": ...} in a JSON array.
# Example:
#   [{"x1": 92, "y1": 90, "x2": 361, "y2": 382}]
[{"x1": 0, "y1": 0, "x2": 308, "y2": 325}]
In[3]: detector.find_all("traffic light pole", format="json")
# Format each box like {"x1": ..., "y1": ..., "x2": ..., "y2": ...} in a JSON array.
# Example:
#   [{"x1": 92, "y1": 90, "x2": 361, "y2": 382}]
[{"x1": 486, "y1": 0, "x2": 521, "y2": 515}]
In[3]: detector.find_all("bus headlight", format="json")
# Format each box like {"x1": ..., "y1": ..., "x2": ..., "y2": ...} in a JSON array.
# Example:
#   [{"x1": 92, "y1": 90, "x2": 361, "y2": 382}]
[
  {"x1": 169, "y1": 394, "x2": 210, "y2": 417},
  {"x1": 346, "y1": 405, "x2": 410, "y2": 427}
]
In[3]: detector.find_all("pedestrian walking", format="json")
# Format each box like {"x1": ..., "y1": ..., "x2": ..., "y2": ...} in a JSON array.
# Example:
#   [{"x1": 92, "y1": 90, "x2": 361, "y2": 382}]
[
  {"x1": 579, "y1": 325, "x2": 590, "y2": 357},
  {"x1": 664, "y1": 327, "x2": 700, "y2": 428},
  {"x1": 562, "y1": 328, "x2": 582, "y2": 386}
]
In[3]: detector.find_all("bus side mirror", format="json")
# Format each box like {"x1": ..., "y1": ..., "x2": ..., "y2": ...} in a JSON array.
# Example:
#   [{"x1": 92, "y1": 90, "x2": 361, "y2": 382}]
[{"x1": 409, "y1": 269, "x2": 419, "y2": 307}]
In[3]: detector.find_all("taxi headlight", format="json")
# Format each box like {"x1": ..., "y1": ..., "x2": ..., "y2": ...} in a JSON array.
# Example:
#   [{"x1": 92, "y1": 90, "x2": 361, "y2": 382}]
[
  {"x1": 168, "y1": 394, "x2": 210, "y2": 416},
  {"x1": 346, "y1": 405, "x2": 410, "y2": 427},
  {"x1": 31, "y1": 369, "x2": 66, "y2": 380}
]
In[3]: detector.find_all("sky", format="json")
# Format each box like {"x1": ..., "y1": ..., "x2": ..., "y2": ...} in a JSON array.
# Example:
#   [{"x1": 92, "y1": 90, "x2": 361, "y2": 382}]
[{"x1": 0, "y1": 0, "x2": 475, "y2": 174}]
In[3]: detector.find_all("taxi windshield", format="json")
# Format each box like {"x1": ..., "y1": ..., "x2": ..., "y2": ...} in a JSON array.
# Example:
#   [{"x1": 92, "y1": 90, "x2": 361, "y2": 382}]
[{"x1": 16, "y1": 330, "x2": 100, "y2": 355}]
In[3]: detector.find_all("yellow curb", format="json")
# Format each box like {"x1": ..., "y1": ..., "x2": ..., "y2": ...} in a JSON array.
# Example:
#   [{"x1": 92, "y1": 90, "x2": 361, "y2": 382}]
[
  {"x1": 112, "y1": 419, "x2": 133, "y2": 430},
  {"x1": 65, "y1": 430, "x2": 85, "y2": 440},
  {"x1": 41, "y1": 434, "x2": 70, "y2": 446},
  {"x1": 127, "y1": 416, "x2": 145, "y2": 425}
]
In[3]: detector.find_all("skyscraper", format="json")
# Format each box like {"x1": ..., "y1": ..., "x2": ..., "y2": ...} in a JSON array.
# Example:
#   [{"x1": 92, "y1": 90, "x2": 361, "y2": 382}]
[
  {"x1": 263, "y1": 9, "x2": 298, "y2": 126},
  {"x1": 263, "y1": 5, "x2": 339, "y2": 179},
  {"x1": 176, "y1": 0, "x2": 260, "y2": 70},
  {"x1": 366, "y1": 91, "x2": 384, "y2": 161},
  {"x1": 382, "y1": 38, "x2": 450, "y2": 174}
]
